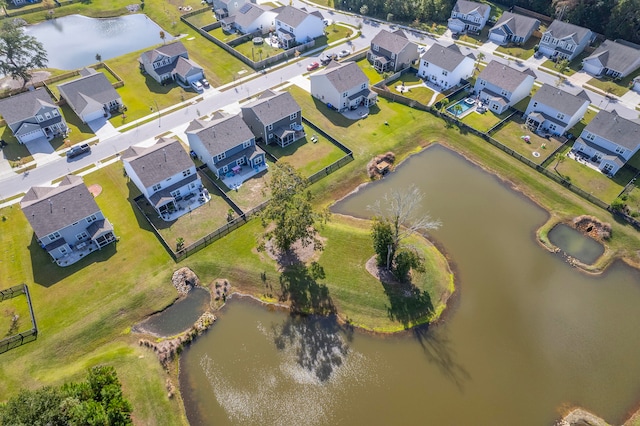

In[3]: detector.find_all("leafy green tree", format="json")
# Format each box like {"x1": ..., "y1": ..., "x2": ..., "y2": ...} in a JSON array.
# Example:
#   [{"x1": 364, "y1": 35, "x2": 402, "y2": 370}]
[
  {"x1": 371, "y1": 217, "x2": 394, "y2": 267},
  {"x1": 393, "y1": 249, "x2": 425, "y2": 281},
  {"x1": 360, "y1": 4, "x2": 369, "y2": 15},
  {"x1": 607, "y1": 0, "x2": 640, "y2": 43},
  {"x1": 0, "y1": 0, "x2": 7, "y2": 17},
  {"x1": 553, "y1": 153, "x2": 566, "y2": 174},
  {"x1": 0, "y1": 20, "x2": 48, "y2": 88},
  {"x1": 261, "y1": 162, "x2": 328, "y2": 253},
  {"x1": 0, "y1": 386, "x2": 67, "y2": 425}
]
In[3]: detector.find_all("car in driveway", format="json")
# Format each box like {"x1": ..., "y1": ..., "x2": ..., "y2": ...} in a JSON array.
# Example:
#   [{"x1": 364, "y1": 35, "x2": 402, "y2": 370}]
[
  {"x1": 201, "y1": 78, "x2": 210, "y2": 88},
  {"x1": 338, "y1": 49, "x2": 350, "y2": 58},
  {"x1": 534, "y1": 51, "x2": 543, "y2": 59},
  {"x1": 191, "y1": 80, "x2": 203, "y2": 92},
  {"x1": 307, "y1": 61, "x2": 320, "y2": 71},
  {"x1": 66, "y1": 144, "x2": 91, "y2": 159}
]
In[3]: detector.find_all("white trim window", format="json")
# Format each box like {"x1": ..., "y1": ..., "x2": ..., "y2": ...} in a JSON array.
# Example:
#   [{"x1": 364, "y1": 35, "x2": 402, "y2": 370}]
[
  {"x1": 243, "y1": 140, "x2": 252, "y2": 148},
  {"x1": 615, "y1": 146, "x2": 626, "y2": 155},
  {"x1": 290, "y1": 112, "x2": 297, "y2": 120},
  {"x1": 216, "y1": 152, "x2": 226, "y2": 161},
  {"x1": 48, "y1": 231, "x2": 61, "y2": 241},
  {"x1": 585, "y1": 132, "x2": 595, "y2": 141},
  {"x1": 182, "y1": 169, "x2": 192, "y2": 177},
  {"x1": 152, "y1": 183, "x2": 162, "y2": 191},
  {"x1": 267, "y1": 124, "x2": 273, "y2": 131},
  {"x1": 76, "y1": 231, "x2": 88, "y2": 241},
  {"x1": 86, "y1": 214, "x2": 98, "y2": 224}
]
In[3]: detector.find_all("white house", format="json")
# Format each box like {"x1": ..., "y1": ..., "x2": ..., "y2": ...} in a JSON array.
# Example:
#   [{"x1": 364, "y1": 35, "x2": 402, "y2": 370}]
[
  {"x1": 524, "y1": 84, "x2": 590, "y2": 136},
  {"x1": 212, "y1": 0, "x2": 253, "y2": 20},
  {"x1": 418, "y1": 42, "x2": 475, "y2": 89},
  {"x1": 488, "y1": 11, "x2": 540, "y2": 45},
  {"x1": 474, "y1": 60, "x2": 535, "y2": 114},
  {"x1": 538, "y1": 20, "x2": 593, "y2": 60},
  {"x1": 448, "y1": 0, "x2": 491, "y2": 34},
  {"x1": 582, "y1": 39, "x2": 640, "y2": 79},
  {"x1": 122, "y1": 137, "x2": 205, "y2": 219},
  {"x1": 571, "y1": 110, "x2": 640, "y2": 176},
  {"x1": 274, "y1": 6, "x2": 324, "y2": 49},
  {"x1": 221, "y1": 3, "x2": 276, "y2": 34},
  {"x1": 57, "y1": 68, "x2": 122, "y2": 123},
  {"x1": 310, "y1": 61, "x2": 378, "y2": 112}
]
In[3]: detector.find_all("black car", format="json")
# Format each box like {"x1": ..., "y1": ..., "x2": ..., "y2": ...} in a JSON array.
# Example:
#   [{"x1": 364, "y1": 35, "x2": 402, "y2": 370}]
[
  {"x1": 320, "y1": 53, "x2": 337, "y2": 65},
  {"x1": 66, "y1": 144, "x2": 91, "y2": 159}
]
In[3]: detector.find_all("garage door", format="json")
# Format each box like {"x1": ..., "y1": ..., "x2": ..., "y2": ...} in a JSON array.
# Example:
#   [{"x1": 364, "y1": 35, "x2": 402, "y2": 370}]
[
  {"x1": 19, "y1": 129, "x2": 45, "y2": 143},
  {"x1": 83, "y1": 109, "x2": 105, "y2": 123}
]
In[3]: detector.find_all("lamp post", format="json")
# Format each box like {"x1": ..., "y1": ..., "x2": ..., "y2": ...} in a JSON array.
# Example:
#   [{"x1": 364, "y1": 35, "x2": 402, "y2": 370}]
[{"x1": 151, "y1": 101, "x2": 161, "y2": 127}]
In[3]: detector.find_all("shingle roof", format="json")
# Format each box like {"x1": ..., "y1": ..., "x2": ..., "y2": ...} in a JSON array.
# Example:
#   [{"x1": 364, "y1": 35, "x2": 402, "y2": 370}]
[
  {"x1": 0, "y1": 88, "x2": 57, "y2": 125},
  {"x1": 584, "y1": 110, "x2": 640, "y2": 151},
  {"x1": 20, "y1": 175, "x2": 100, "y2": 238},
  {"x1": 140, "y1": 41, "x2": 187, "y2": 64},
  {"x1": 491, "y1": 11, "x2": 539, "y2": 38},
  {"x1": 241, "y1": 90, "x2": 301, "y2": 126},
  {"x1": 173, "y1": 57, "x2": 202, "y2": 79},
  {"x1": 583, "y1": 40, "x2": 640, "y2": 74},
  {"x1": 530, "y1": 84, "x2": 590, "y2": 116},
  {"x1": 276, "y1": 6, "x2": 311, "y2": 27},
  {"x1": 314, "y1": 61, "x2": 368, "y2": 93},
  {"x1": 187, "y1": 113, "x2": 255, "y2": 156},
  {"x1": 57, "y1": 69, "x2": 119, "y2": 117},
  {"x1": 122, "y1": 137, "x2": 195, "y2": 188},
  {"x1": 234, "y1": 3, "x2": 272, "y2": 28},
  {"x1": 452, "y1": 0, "x2": 490, "y2": 16},
  {"x1": 477, "y1": 60, "x2": 535, "y2": 92},
  {"x1": 545, "y1": 20, "x2": 592, "y2": 43},
  {"x1": 421, "y1": 42, "x2": 471, "y2": 72},
  {"x1": 371, "y1": 29, "x2": 412, "y2": 54}
]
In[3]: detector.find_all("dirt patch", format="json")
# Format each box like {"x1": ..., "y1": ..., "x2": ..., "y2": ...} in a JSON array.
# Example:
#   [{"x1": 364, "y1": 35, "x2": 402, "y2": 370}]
[
  {"x1": 365, "y1": 256, "x2": 401, "y2": 285},
  {"x1": 171, "y1": 267, "x2": 200, "y2": 296},
  {"x1": 87, "y1": 184, "x2": 102, "y2": 197},
  {"x1": 265, "y1": 234, "x2": 326, "y2": 271},
  {"x1": 0, "y1": 71, "x2": 51, "y2": 92},
  {"x1": 572, "y1": 215, "x2": 611, "y2": 241}
]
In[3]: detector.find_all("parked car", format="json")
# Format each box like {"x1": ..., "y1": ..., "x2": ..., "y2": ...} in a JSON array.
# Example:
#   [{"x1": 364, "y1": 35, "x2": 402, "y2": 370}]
[
  {"x1": 320, "y1": 53, "x2": 337, "y2": 65},
  {"x1": 201, "y1": 78, "x2": 210, "y2": 88},
  {"x1": 534, "y1": 51, "x2": 543, "y2": 59},
  {"x1": 66, "y1": 144, "x2": 91, "y2": 159},
  {"x1": 338, "y1": 49, "x2": 350, "y2": 58},
  {"x1": 323, "y1": 19, "x2": 332, "y2": 26},
  {"x1": 307, "y1": 61, "x2": 320, "y2": 71},
  {"x1": 417, "y1": 45, "x2": 426, "y2": 54},
  {"x1": 191, "y1": 80, "x2": 203, "y2": 92}
]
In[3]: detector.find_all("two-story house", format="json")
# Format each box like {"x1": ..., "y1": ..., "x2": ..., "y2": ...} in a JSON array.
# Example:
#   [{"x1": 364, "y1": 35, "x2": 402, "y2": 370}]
[
  {"x1": 524, "y1": 84, "x2": 590, "y2": 136},
  {"x1": 221, "y1": 3, "x2": 276, "y2": 34},
  {"x1": 474, "y1": 61, "x2": 535, "y2": 114},
  {"x1": 0, "y1": 88, "x2": 68, "y2": 144},
  {"x1": 274, "y1": 6, "x2": 324, "y2": 49},
  {"x1": 448, "y1": 0, "x2": 491, "y2": 34},
  {"x1": 20, "y1": 175, "x2": 117, "y2": 266},
  {"x1": 310, "y1": 61, "x2": 378, "y2": 112},
  {"x1": 538, "y1": 20, "x2": 593, "y2": 61},
  {"x1": 582, "y1": 40, "x2": 640, "y2": 79},
  {"x1": 241, "y1": 89, "x2": 304, "y2": 147},
  {"x1": 186, "y1": 112, "x2": 266, "y2": 183},
  {"x1": 367, "y1": 29, "x2": 419, "y2": 73},
  {"x1": 57, "y1": 68, "x2": 122, "y2": 123},
  {"x1": 139, "y1": 41, "x2": 204, "y2": 86},
  {"x1": 212, "y1": 0, "x2": 253, "y2": 20},
  {"x1": 122, "y1": 137, "x2": 204, "y2": 218},
  {"x1": 417, "y1": 42, "x2": 475, "y2": 89},
  {"x1": 488, "y1": 11, "x2": 540, "y2": 45},
  {"x1": 571, "y1": 110, "x2": 640, "y2": 176}
]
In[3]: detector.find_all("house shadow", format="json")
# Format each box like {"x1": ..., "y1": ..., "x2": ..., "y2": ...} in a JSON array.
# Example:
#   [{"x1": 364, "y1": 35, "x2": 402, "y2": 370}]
[
  {"x1": 143, "y1": 74, "x2": 177, "y2": 95},
  {"x1": 125, "y1": 180, "x2": 167, "y2": 232},
  {"x1": 29, "y1": 234, "x2": 117, "y2": 287},
  {"x1": 310, "y1": 97, "x2": 358, "y2": 128},
  {"x1": 278, "y1": 261, "x2": 335, "y2": 316}
]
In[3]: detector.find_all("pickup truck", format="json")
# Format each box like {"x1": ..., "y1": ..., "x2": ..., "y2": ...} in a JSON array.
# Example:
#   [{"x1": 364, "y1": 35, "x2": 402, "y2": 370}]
[{"x1": 66, "y1": 144, "x2": 91, "y2": 159}]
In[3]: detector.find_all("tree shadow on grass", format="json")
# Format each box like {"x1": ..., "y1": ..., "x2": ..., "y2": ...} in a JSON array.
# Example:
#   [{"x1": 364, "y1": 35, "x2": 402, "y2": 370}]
[
  {"x1": 380, "y1": 276, "x2": 434, "y2": 329},
  {"x1": 279, "y1": 261, "x2": 335, "y2": 315}
]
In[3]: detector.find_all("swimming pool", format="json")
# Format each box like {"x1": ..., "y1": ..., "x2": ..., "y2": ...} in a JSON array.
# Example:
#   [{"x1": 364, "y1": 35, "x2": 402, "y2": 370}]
[{"x1": 446, "y1": 99, "x2": 475, "y2": 117}]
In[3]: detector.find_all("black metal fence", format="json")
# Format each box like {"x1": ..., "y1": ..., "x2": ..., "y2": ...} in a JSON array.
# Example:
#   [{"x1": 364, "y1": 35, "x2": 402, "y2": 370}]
[{"x1": 0, "y1": 284, "x2": 38, "y2": 354}]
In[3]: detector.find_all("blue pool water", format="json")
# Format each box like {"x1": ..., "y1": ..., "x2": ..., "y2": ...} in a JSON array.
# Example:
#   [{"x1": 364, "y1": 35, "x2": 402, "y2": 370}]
[{"x1": 446, "y1": 99, "x2": 474, "y2": 116}]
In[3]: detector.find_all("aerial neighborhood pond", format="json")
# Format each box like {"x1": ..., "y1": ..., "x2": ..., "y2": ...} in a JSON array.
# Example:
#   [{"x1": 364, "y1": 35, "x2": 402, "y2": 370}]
[
  {"x1": 180, "y1": 145, "x2": 640, "y2": 425},
  {"x1": 24, "y1": 14, "x2": 173, "y2": 70}
]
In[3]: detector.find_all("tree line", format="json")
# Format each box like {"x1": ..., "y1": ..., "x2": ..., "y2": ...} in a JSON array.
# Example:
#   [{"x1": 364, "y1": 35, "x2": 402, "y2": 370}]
[{"x1": 338, "y1": 0, "x2": 640, "y2": 44}]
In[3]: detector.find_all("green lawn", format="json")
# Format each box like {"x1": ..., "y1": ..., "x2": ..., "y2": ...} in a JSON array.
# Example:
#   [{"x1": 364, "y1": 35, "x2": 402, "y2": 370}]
[
  {"x1": 323, "y1": 23, "x2": 354, "y2": 44},
  {"x1": 458, "y1": 26, "x2": 490, "y2": 46},
  {"x1": 492, "y1": 118, "x2": 563, "y2": 165},
  {"x1": 0, "y1": 127, "x2": 32, "y2": 164},
  {"x1": 355, "y1": 57, "x2": 384, "y2": 85},
  {"x1": 0, "y1": 294, "x2": 33, "y2": 338},
  {"x1": 495, "y1": 36, "x2": 539, "y2": 60},
  {"x1": 184, "y1": 9, "x2": 217, "y2": 28},
  {"x1": 586, "y1": 67, "x2": 640, "y2": 97},
  {"x1": 541, "y1": 49, "x2": 593, "y2": 77},
  {"x1": 460, "y1": 108, "x2": 509, "y2": 133},
  {"x1": 567, "y1": 108, "x2": 597, "y2": 138},
  {"x1": 234, "y1": 40, "x2": 283, "y2": 62},
  {"x1": 384, "y1": 73, "x2": 435, "y2": 105},
  {"x1": 56, "y1": 104, "x2": 95, "y2": 146},
  {"x1": 206, "y1": 26, "x2": 242, "y2": 43},
  {"x1": 552, "y1": 155, "x2": 628, "y2": 203}
]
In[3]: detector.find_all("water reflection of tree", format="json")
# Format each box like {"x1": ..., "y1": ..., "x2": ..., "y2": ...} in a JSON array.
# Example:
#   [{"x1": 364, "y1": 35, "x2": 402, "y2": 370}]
[
  {"x1": 273, "y1": 314, "x2": 353, "y2": 382},
  {"x1": 412, "y1": 326, "x2": 470, "y2": 390}
]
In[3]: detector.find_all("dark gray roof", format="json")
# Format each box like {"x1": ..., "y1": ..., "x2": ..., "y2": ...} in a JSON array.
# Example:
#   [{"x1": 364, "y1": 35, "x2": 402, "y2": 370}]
[
  {"x1": 314, "y1": 61, "x2": 368, "y2": 93},
  {"x1": 241, "y1": 90, "x2": 301, "y2": 125},
  {"x1": 477, "y1": 60, "x2": 535, "y2": 92},
  {"x1": 491, "y1": 12, "x2": 539, "y2": 38},
  {"x1": 140, "y1": 41, "x2": 188, "y2": 64},
  {"x1": 452, "y1": 0, "x2": 490, "y2": 16},
  {"x1": 530, "y1": 84, "x2": 589, "y2": 116},
  {"x1": 0, "y1": 88, "x2": 57, "y2": 125},
  {"x1": 173, "y1": 57, "x2": 203, "y2": 79},
  {"x1": 276, "y1": 6, "x2": 312, "y2": 27},
  {"x1": 234, "y1": 3, "x2": 272, "y2": 28},
  {"x1": 584, "y1": 110, "x2": 640, "y2": 151},
  {"x1": 583, "y1": 40, "x2": 640, "y2": 73},
  {"x1": 371, "y1": 29, "x2": 412, "y2": 54},
  {"x1": 421, "y1": 42, "x2": 470, "y2": 72},
  {"x1": 57, "y1": 69, "x2": 120, "y2": 117},
  {"x1": 122, "y1": 137, "x2": 195, "y2": 188},
  {"x1": 188, "y1": 113, "x2": 255, "y2": 156},
  {"x1": 545, "y1": 20, "x2": 592, "y2": 43},
  {"x1": 87, "y1": 219, "x2": 113, "y2": 239},
  {"x1": 149, "y1": 174, "x2": 199, "y2": 208},
  {"x1": 20, "y1": 175, "x2": 101, "y2": 238}
]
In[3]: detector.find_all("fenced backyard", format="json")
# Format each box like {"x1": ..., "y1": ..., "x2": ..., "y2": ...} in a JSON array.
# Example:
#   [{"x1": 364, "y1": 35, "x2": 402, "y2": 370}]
[{"x1": 0, "y1": 284, "x2": 38, "y2": 355}]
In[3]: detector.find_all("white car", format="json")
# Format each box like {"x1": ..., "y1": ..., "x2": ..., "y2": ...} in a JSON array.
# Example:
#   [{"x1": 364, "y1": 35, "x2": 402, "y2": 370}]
[
  {"x1": 417, "y1": 45, "x2": 426, "y2": 54},
  {"x1": 191, "y1": 80, "x2": 203, "y2": 92},
  {"x1": 338, "y1": 49, "x2": 350, "y2": 58}
]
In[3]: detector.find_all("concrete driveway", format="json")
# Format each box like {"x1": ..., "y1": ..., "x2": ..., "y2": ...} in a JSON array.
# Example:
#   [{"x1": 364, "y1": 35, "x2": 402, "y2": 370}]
[{"x1": 88, "y1": 116, "x2": 119, "y2": 141}]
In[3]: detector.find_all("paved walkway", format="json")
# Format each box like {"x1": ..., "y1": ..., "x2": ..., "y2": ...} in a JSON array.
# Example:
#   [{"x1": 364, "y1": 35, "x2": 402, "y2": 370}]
[{"x1": 88, "y1": 117, "x2": 120, "y2": 140}]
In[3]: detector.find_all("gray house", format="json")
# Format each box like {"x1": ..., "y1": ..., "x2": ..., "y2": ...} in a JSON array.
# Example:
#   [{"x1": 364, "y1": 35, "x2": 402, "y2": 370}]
[
  {"x1": 538, "y1": 20, "x2": 593, "y2": 60},
  {"x1": 20, "y1": 175, "x2": 117, "y2": 266},
  {"x1": 241, "y1": 90, "x2": 304, "y2": 147},
  {"x1": 212, "y1": 0, "x2": 254, "y2": 19},
  {"x1": 368, "y1": 29, "x2": 419, "y2": 73},
  {"x1": 57, "y1": 68, "x2": 122, "y2": 123},
  {"x1": 488, "y1": 12, "x2": 540, "y2": 45},
  {"x1": 582, "y1": 40, "x2": 640, "y2": 79},
  {"x1": 0, "y1": 88, "x2": 67, "y2": 144},
  {"x1": 448, "y1": 0, "x2": 491, "y2": 34},
  {"x1": 524, "y1": 84, "x2": 590, "y2": 136},
  {"x1": 139, "y1": 41, "x2": 204, "y2": 86},
  {"x1": 186, "y1": 112, "x2": 266, "y2": 184}
]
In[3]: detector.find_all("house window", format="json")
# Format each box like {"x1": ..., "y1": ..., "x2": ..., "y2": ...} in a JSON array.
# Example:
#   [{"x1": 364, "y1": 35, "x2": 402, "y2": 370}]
[
  {"x1": 372, "y1": 44, "x2": 379, "y2": 52},
  {"x1": 361, "y1": 83, "x2": 367, "y2": 89},
  {"x1": 52, "y1": 110, "x2": 59, "y2": 117},
  {"x1": 243, "y1": 140, "x2": 252, "y2": 148},
  {"x1": 500, "y1": 90, "x2": 508, "y2": 97},
  {"x1": 615, "y1": 146, "x2": 626, "y2": 154},
  {"x1": 86, "y1": 214, "x2": 97, "y2": 224},
  {"x1": 267, "y1": 124, "x2": 273, "y2": 131},
  {"x1": 480, "y1": 80, "x2": 486, "y2": 85},
  {"x1": 254, "y1": 156, "x2": 263, "y2": 164},
  {"x1": 216, "y1": 152, "x2": 226, "y2": 161},
  {"x1": 442, "y1": 70, "x2": 448, "y2": 76},
  {"x1": 48, "y1": 231, "x2": 61, "y2": 241},
  {"x1": 36, "y1": 115, "x2": 44, "y2": 122},
  {"x1": 549, "y1": 124, "x2": 557, "y2": 131},
  {"x1": 171, "y1": 189, "x2": 181, "y2": 197},
  {"x1": 221, "y1": 165, "x2": 228, "y2": 173},
  {"x1": 342, "y1": 92, "x2": 348, "y2": 98},
  {"x1": 76, "y1": 232, "x2": 88, "y2": 241},
  {"x1": 290, "y1": 112, "x2": 297, "y2": 120},
  {"x1": 491, "y1": 104, "x2": 499, "y2": 111},
  {"x1": 182, "y1": 169, "x2": 192, "y2": 177},
  {"x1": 424, "y1": 62, "x2": 428, "y2": 67},
  {"x1": 152, "y1": 183, "x2": 162, "y2": 191},
  {"x1": 585, "y1": 132, "x2": 595, "y2": 141},
  {"x1": 45, "y1": 112, "x2": 51, "y2": 119},
  {"x1": 533, "y1": 102, "x2": 538, "y2": 108},
  {"x1": 237, "y1": 157, "x2": 245, "y2": 166},
  {"x1": 290, "y1": 123, "x2": 297, "y2": 130},
  {"x1": 557, "y1": 113, "x2": 565, "y2": 120},
  {"x1": 59, "y1": 246, "x2": 68, "y2": 255}
]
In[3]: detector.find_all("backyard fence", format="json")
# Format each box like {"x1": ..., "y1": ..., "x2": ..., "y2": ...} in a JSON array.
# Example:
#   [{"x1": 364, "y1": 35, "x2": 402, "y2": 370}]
[{"x1": 0, "y1": 284, "x2": 38, "y2": 355}]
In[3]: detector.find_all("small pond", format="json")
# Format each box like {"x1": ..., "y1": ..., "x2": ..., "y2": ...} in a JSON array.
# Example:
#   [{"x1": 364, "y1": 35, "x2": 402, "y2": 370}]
[
  {"x1": 548, "y1": 223, "x2": 604, "y2": 265},
  {"x1": 24, "y1": 14, "x2": 174, "y2": 70},
  {"x1": 134, "y1": 287, "x2": 210, "y2": 337}
]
